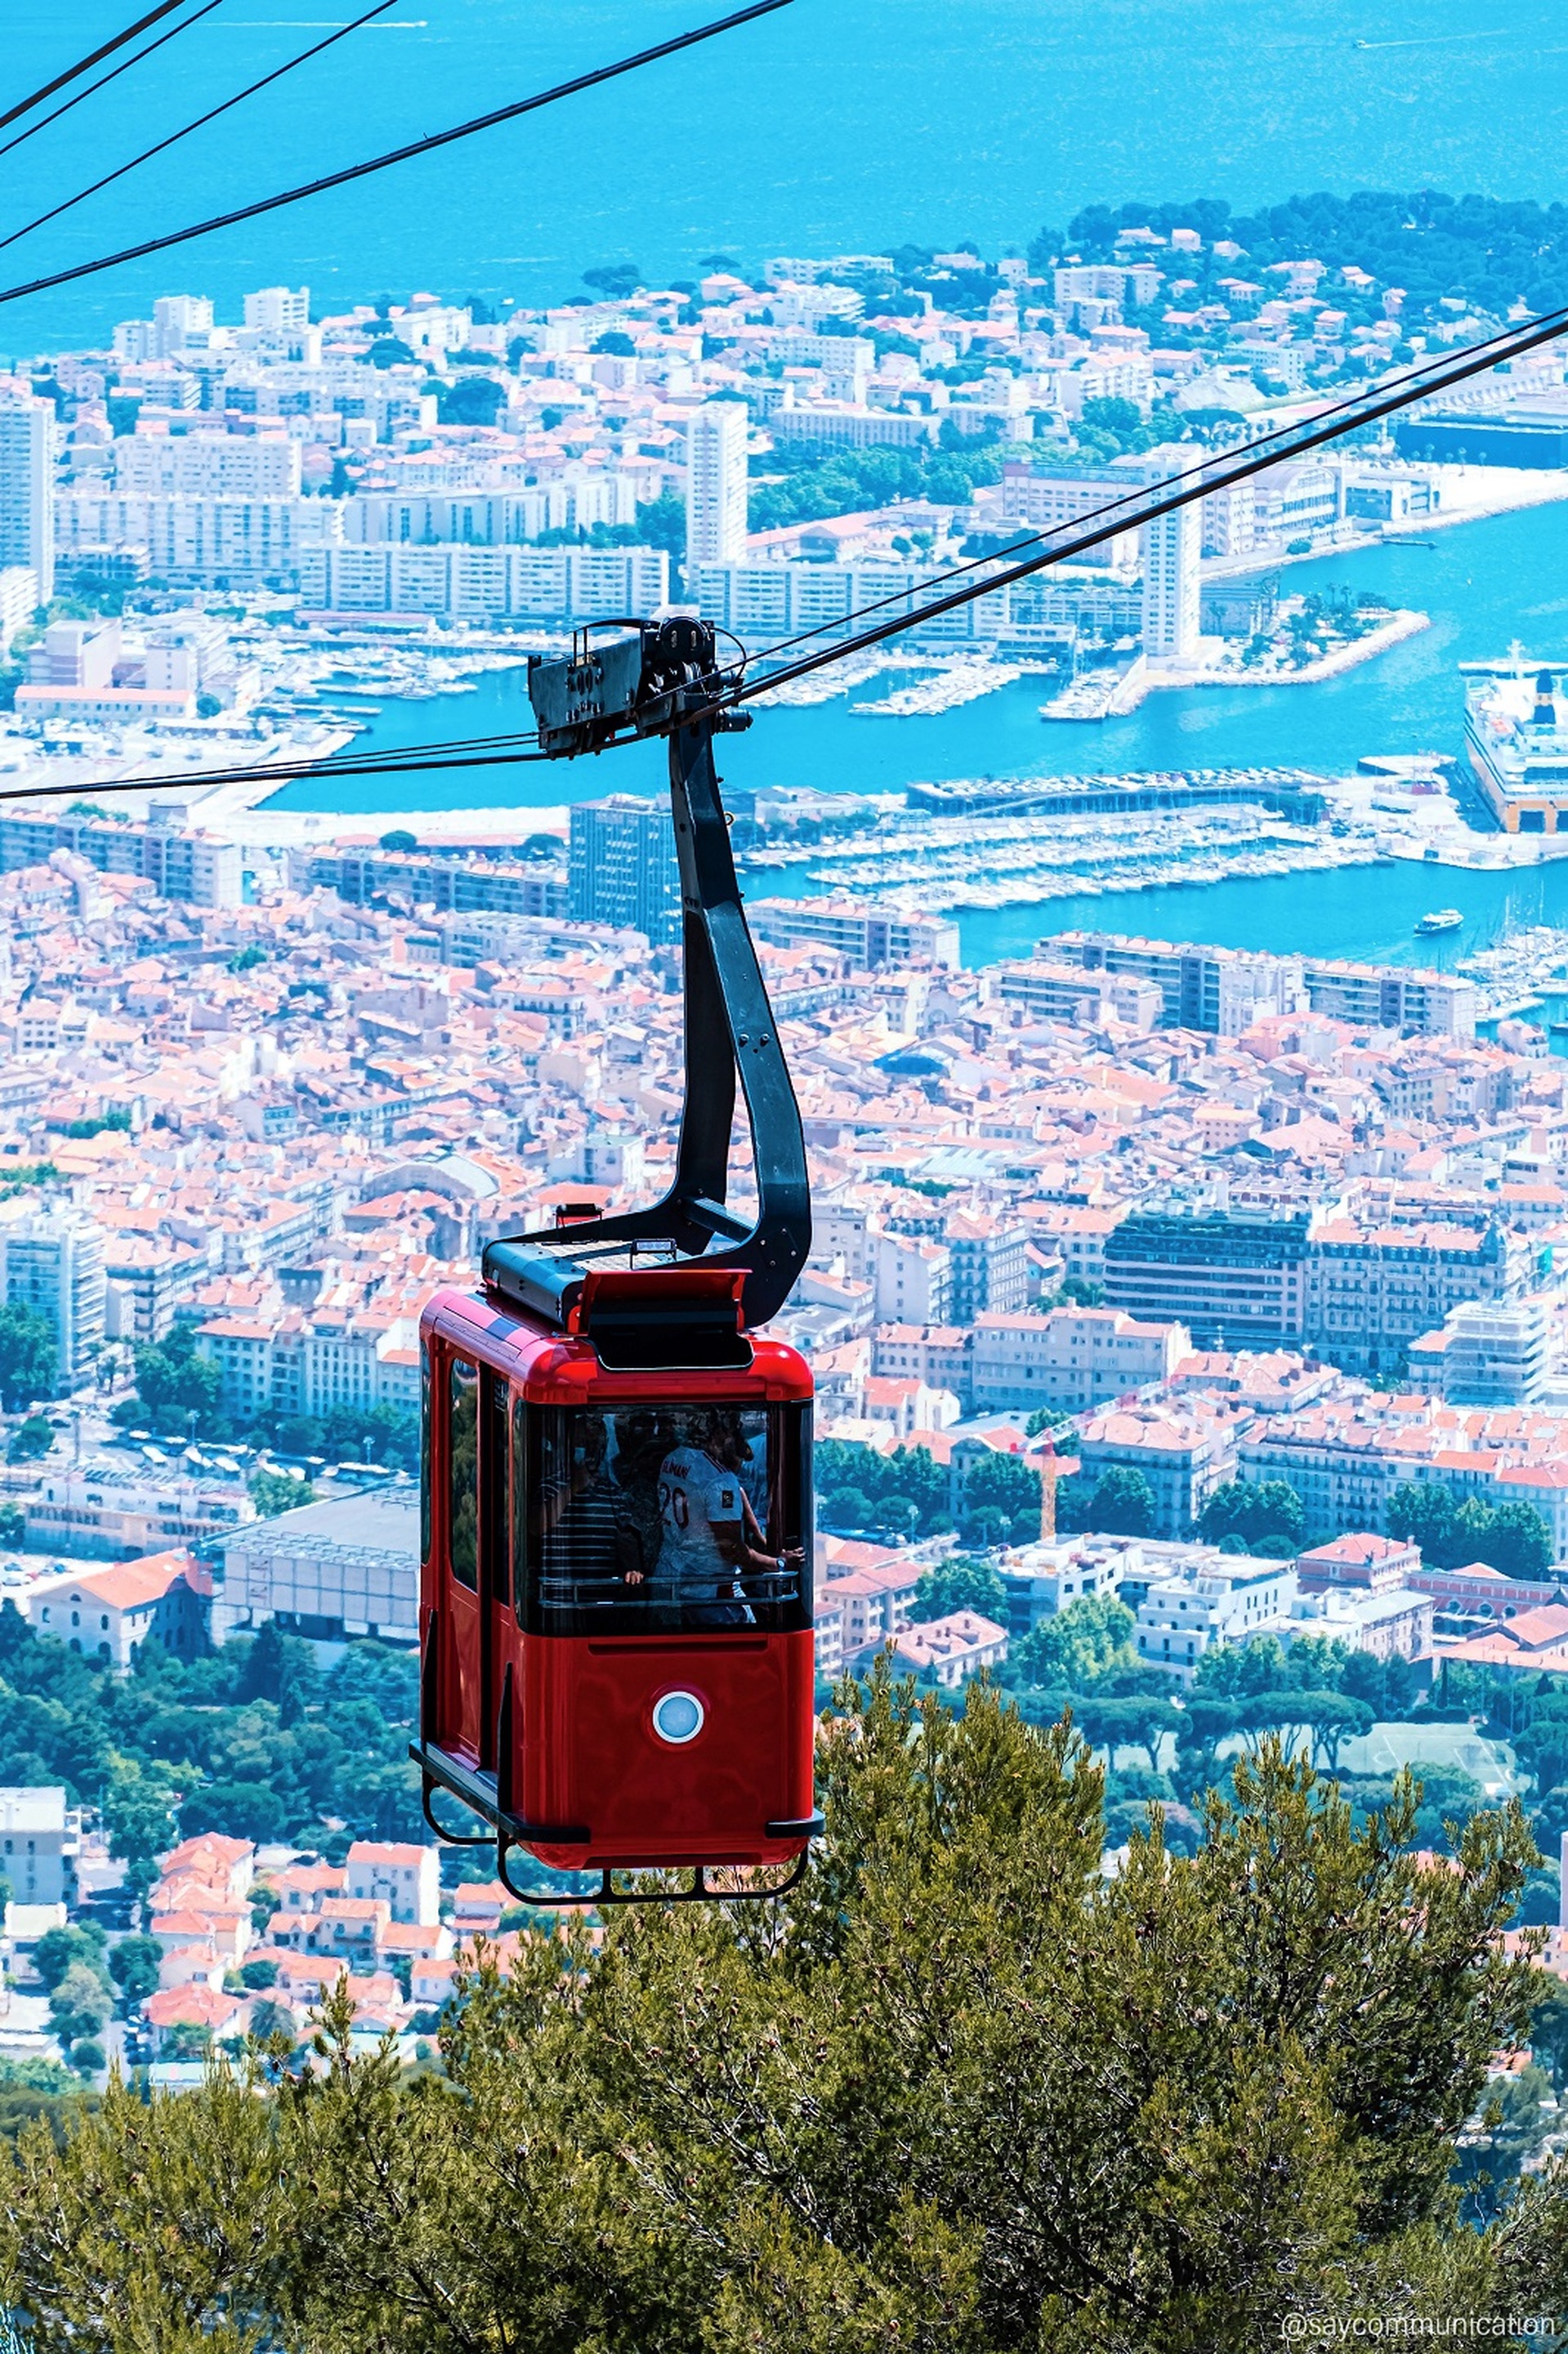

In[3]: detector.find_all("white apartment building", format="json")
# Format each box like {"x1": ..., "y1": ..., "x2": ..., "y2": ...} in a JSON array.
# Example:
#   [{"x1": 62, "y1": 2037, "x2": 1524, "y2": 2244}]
[
  {"x1": 1305, "y1": 1215, "x2": 1530, "y2": 1372},
  {"x1": 770, "y1": 404, "x2": 932, "y2": 449},
  {"x1": 0, "y1": 396, "x2": 55, "y2": 600},
  {"x1": 198, "y1": 1310, "x2": 421, "y2": 1422},
  {"x1": 154, "y1": 295, "x2": 213, "y2": 352},
  {"x1": 992, "y1": 957, "x2": 1164, "y2": 1031},
  {"x1": 998, "y1": 460, "x2": 1140, "y2": 572},
  {"x1": 0, "y1": 1207, "x2": 106, "y2": 1388},
  {"x1": 874, "y1": 1231, "x2": 952, "y2": 1327},
  {"x1": 1076, "y1": 1400, "x2": 1240, "y2": 1537},
  {"x1": 994, "y1": 1537, "x2": 1141, "y2": 1638},
  {"x1": 971, "y1": 1306, "x2": 1191, "y2": 1414},
  {"x1": 343, "y1": 478, "x2": 637, "y2": 545},
  {"x1": 26, "y1": 1468, "x2": 249, "y2": 1561},
  {"x1": 1135, "y1": 1557, "x2": 1299, "y2": 1686},
  {"x1": 345, "y1": 1838, "x2": 439, "y2": 1926},
  {"x1": 1136, "y1": 444, "x2": 1201, "y2": 661},
  {"x1": 0, "y1": 565, "x2": 35, "y2": 657},
  {"x1": 685, "y1": 402, "x2": 748, "y2": 565},
  {"x1": 0, "y1": 1786, "x2": 79, "y2": 1907},
  {"x1": 1199, "y1": 474, "x2": 1257, "y2": 558},
  {"x1": 113, "y1": 433, "x2": 302, "y2": 498},
  {"x1": 28, "y1": 1552, "x2": 210, "y2": 1668},
  {"x1": 1289, "y1": 1584, "x2": 1433, "y2": 1665},
  {"x1": 747, "y1": 898, "x2": 960, "y2": 968},
  {"x1": 297, "y1": 542, "x2": 667, "y2": 622},
  {"x1": 244, "y1": 285, "x2": 310, "y2": 333},
  {"x1": 945, "y1": 1213, "x2": 1030, "y2": 1320},
  {"x1": 56, "y1": 492, "x2": 338, "y2": 584},
  {"x1": 1408, "y1": 1298, "x2": 1551, "y2": 1407},
  {"x1": 891, "y1": 1610, "x2": 1008, "y2": 1686}
]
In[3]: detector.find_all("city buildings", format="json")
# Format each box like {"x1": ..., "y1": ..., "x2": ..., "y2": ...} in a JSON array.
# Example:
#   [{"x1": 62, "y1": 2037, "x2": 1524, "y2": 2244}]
[{"x1": 568, "y1": 794, "x2": 681, "y2": 944}]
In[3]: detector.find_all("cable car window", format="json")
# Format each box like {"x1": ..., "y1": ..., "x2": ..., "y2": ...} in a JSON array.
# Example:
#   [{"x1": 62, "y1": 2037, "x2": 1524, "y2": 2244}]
[
  {"x1": 449, "y1": 1359, "x2": 479, "y2": 1591},
  {"x1": 517, "y1": 1403, "x2": 811, "y2": 1636},
  {"x1": 480, "y1": 1369, "x2": 510, "y2": 1606},
  {"x1": 419, "y1": 1341, "x2": 431, "y2": 1562}
]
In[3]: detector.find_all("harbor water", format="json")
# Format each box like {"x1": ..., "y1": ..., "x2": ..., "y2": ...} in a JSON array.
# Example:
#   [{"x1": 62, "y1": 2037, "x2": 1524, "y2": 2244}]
[{"x1": 272, "y1": 498, "x2": 1568, "y2": 968}]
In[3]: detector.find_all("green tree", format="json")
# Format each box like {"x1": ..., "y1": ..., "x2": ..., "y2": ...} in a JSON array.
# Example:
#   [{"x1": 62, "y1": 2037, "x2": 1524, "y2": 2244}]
[
  {"x1": 0, "y1": 1693, "x2": 1551, "y2": 2350},
  {"x1": 438, "y1": 375, "x2": 505, "y2": 427},
  {"x1": 106, "y1": 1934, "x2": 162, "y2": 2012},
  {"x1": 248, "y1": 1470, "x2": 315, "y2": 1519},
  {"x1": 959, "y1": 1447, "x2": 1043, "y2": 1538},
  {"x1": 913, "y1": 1555, "x2": 1007, "y2": 1623},
  {"x1": 1012, "y1": 1592, "x2": 1137, "y2": 1688},
  {"x1": 366, "y1": 336, "x2": 414, "y2": 368},
  {"x1": 1481, "y1": 1499, "x2": 1553, "y2": 1580},
  {"x1": 1073, "y1": 1691, "x2": 1182, "y2": 1771},
  {"x1": 1199, "y1": 1478, "x2": 1306, "y2": 1555},
  {"x1": 592, "y1": 329, "x2": 637, "y2": 356},
  {"x1": 235, "y1": 1619, "x2": 319, "y2": 1724},
  {"x1": 0, "y1": 1302, "x2": 56, "y2": 1409},
  {"x1": 583, "y1": 262, "x2": 641, "y2": 298},
  {"x1": 47, "y1": 1963, "x2": 111, "y2": 2048},
  {"x1": 181, "y1": 1781, "x2": 288, "y2": 1844},
  {"x1": 378, "y1": 829, "x2": 418, "y2": 854},
  {"x1": 159, "y1": 2021, "x2": 212, "y2": 2061},
  {"x1": 31, "y1": 1926, "x2": 106, "y2": 1995},
  {"x1": 1387, "y1": 1480, "x2": 1460, "y2": 1566},
  {"x1": 7, "y1": 1414, "x2": 54, "y2": 1463},
  {"x1": 131, "y1": 1320, "x2": 222, "y2": 1437},
  {"x1": 102, "y1": 1758, "x2": 181, "y2": 1902},
  {"x1": 1083, "y1": 1463, "x2": 1156, "y2": 1536},
  {"x1": 248, "y1": 1996, "x2": 297, "y2": 2046}
]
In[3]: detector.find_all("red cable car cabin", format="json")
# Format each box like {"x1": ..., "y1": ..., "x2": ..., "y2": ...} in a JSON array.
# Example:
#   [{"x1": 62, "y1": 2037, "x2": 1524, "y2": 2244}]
[
  {"x1": 412, "y1": 619, "x2": 823, "y2": 1902},
  {"x1": 419, "y1": 1269, "x2": 815, "y2": 1886}
]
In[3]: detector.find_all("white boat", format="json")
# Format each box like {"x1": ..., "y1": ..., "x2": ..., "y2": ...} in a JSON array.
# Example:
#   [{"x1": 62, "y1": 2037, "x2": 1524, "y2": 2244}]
[{"x1": 1414, "y1": 908, "x2": 1463, "y2": 935}]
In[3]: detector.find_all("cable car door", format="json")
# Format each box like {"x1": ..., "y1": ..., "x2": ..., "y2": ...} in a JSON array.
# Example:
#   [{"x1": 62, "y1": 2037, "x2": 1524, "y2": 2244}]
[
  {"x1": 443, "y1": 1355, "x2": 483, "y2": 1760},
  {"x1": 478, "y1": 1366, "x2": 511, "y2": 1771}
]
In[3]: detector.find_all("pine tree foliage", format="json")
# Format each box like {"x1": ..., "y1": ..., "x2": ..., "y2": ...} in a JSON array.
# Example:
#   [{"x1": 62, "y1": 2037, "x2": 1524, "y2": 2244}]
[{"x1": 0, "y1": 1671, "x2": 1561, "y2": 2351}]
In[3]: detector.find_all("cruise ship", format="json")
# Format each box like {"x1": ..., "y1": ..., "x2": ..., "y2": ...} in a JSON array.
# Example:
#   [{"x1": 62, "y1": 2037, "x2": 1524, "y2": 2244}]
[{"x1": 1466, "y1": 662, "x2": 1568, "y2": 833}]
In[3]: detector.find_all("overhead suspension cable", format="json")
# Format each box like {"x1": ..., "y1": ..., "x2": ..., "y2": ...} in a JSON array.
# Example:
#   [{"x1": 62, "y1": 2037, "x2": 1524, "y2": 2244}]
[
  {"x1": 742, "y1": 311, "x2": 1568, "y2": 673},
  {"x1": 0, "y1": 0, "x2": 197, "y2": 137},
  {"x1": 0, "y1": 0, "x2": 226, "y2": 166},
  {"x1": 0, "y1": 733, "x2": 551, "y2": 809},
  {"x1": 0, "y1": 0, "x2": 792, "y2": 309},
  {"x1": 0, "y1": 0, "x2": 403, "y2": 260}
]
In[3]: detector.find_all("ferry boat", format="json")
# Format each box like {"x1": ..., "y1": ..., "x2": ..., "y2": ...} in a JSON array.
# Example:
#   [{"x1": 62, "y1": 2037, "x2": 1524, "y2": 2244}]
[
  {"x1": 1465, "y1": 655, "x2": 1568, "y2": 833},
  {"x1": 1414, "y1": 908, "x2": 1463, "y2": 936}
]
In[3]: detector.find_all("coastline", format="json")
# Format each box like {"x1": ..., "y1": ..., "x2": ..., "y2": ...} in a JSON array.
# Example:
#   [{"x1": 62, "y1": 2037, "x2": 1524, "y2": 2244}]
[{"x1": 1107, "y1": 609, "x2": 1431, "y2": 715}]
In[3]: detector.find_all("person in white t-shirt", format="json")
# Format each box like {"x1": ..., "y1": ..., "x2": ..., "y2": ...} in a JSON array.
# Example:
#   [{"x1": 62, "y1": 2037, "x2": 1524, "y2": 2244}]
[{"x1": 637, "y1": 1412, "x2": 792, "y2": 1626}]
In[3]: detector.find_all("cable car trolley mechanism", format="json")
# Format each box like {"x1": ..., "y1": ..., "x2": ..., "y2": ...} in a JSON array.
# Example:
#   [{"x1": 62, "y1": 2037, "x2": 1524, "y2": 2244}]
[{"x1": 413, "y1": 618, "x2": 823, "y2": 1905}]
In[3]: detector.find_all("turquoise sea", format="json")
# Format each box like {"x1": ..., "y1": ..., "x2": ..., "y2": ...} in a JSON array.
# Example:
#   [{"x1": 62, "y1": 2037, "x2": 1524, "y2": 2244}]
[{"x1": 6, "y1": 0, "x2": 1568, "y2": 349}]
